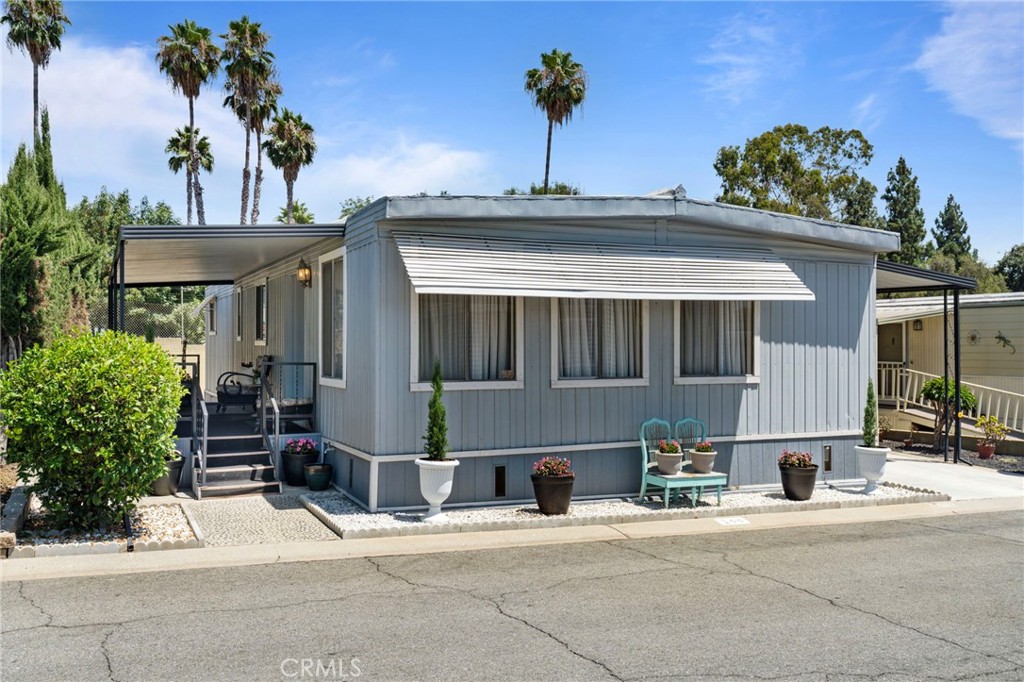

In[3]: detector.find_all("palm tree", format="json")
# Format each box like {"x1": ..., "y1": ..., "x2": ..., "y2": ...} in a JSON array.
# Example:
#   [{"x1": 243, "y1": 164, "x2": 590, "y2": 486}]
[
  {"x1": 156, "y1": 20, "x2": 221, "y2": 225},
  {"x1": 263, "y1": 108, "x2": 316, "y2": 225},
  {"x1": 249, "y1": 80, "x2": 281, "y2": 225},
  {"x1": 165, "y1": 126, "x2": 213, "y2": 226},
  {"x1": 275, "y1": 201, "x2": 314, "y2": 224},
  {"x1": 222, "y1": 16, "x2": 274, "y2": 225},
  {"x1": 523, "y1": 49, "x2": 588, "y2": 194},
  {"x1": 2, "y1": 0, "x2": 71, "y2": 146}
]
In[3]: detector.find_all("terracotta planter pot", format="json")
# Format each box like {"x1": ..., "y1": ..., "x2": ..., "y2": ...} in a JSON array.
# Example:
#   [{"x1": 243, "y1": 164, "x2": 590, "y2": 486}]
[
  {"x1": 531, "y1": 474, "x2": 575, "y2": 515},
  {"x1": 977, "y1": 444, "x2": 996, "y2": 459},
  {"x1": 689, "y1": 450, "x2": 717, "y2": 474},
  {"x1": 655, "y1": 452, "x2": 683, "y2": 474},
  {"x1": 779, "y1": 464, "x2": 818, "y2": 501}
]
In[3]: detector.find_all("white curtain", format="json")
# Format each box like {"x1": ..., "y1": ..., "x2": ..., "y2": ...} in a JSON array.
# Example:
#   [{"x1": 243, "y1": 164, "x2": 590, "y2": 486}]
[
  {"x1": 420, "y1": 294, "x2": 514, "y2": 381},
  {"x1": 559, "y1": 298, "x2": 641, "y2": 379},
  {"x1": 559, "y1": 299, "x2": 596, "y2": 378},
  {"x1": 679, "y1": 300, "x2": 752, "y2": 376}
]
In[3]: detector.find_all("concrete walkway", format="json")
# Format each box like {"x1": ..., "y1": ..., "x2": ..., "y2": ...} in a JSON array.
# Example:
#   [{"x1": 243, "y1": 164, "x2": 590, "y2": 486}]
[{"x1": 885, "y1": 452, "x2": 1024, "y2": 500}]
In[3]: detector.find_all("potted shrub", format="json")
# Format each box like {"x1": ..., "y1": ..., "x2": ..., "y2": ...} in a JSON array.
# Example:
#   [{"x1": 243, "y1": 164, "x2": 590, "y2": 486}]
[
  {"x1": 415, "y1": 360, "x2": 459, "y2": 522},
  {"x1": 531, "y1": 457, "x2": 574, "y2": 515},
  {"x1": 151, "y1": 449, "x2": 185, "y2": 496},
  {"x1": 281, "y1": 438, "x2": 319, "y2": 487},
  {"x1": 854, "y1": 379, "x2": 889, "y2": 495},
  {"x1": 689, "y1": 440, "x2": 717, "y2": 474},
  {"x1": 975, "y1": 415, "x2": 1008, "y2": 459},
  {"x1": 778, "y1": 450, "x2": 817, "y2": 501},
  {"x1": 655, "y1": 440, "x2": 683, "y2": 474},
  {"x1": 0, "y1": 332, "x2": 183, "y2": 531}
]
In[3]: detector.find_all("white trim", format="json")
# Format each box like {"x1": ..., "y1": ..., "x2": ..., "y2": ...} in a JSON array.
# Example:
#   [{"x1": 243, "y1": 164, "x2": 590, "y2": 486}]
[
  {"x1": 409, "y1": 290, "x2": 524, "y2": 391},
  {"x1": 234, "y1": 286, "x2": 242, "y2": 342},
  {"x1": 318, "y1": 246, "x2": 347, "y2": 390},
  {"x1": 254, "y1": 279, "x2": 268, "y2": 346},
  {"x1": 673, "y1": 300, "x2": 761, "y2": 383},
  {"x1": 369, "y1": 457, "x2": 379, "y2": 512},
  {"x1": 549, "y1": 298, "x2": 650, "y2": 388}
]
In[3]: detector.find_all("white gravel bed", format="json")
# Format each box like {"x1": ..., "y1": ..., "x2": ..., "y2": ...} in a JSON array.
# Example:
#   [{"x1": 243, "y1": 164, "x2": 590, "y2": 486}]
[
  {"x1": 302, "y1": 482, "x2": 947, "y2": 539},
  {"x1": 18, "y1": 503, "x2": 197, "y2": 547}
]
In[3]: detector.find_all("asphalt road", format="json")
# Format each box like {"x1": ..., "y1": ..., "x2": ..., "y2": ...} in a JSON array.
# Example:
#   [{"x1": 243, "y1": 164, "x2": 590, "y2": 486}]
[{"x1": 2, "y1": 511, "x2": 1022, "y2": 682}]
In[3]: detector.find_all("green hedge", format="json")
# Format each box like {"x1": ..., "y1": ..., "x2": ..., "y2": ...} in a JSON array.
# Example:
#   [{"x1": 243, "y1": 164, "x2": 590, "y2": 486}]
[{"x1": 0, "y1": 331, "x2": 184, "y2": 529}]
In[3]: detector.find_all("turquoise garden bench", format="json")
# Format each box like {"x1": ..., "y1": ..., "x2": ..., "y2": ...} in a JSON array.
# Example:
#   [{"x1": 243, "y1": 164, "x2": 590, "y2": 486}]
[{"x1": 639, "y1": 417, "x2": 727, "y2": 509}]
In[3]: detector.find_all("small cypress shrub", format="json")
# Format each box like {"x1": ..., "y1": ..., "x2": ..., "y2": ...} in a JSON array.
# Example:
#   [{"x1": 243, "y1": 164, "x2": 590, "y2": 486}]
[
  {"x1": 422, "y1": 359, "x2": 449, "y2": 460},
  {"x1": 862, "y1": 379, "x2": 878, "y2": 447},
  {"x1": 0, "y1": 331, "x2": 184, "y2": 530}
]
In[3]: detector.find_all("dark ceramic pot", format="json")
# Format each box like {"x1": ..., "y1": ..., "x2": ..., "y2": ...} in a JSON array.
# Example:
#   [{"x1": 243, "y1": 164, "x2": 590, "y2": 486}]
[
  {"x1": 531, "y1": 474, "x2": 575, "y2": 515},
  {"x1": 304, "y1": 463, "x2": 334, "y2": 491},
  {"x1": 282, "y1": 451, "x2": 318, "y2": 486},
  {"x1": 779, "y1": 464, "x2": 818, "y2": 501},
  {"x1": 151, "y1": 455, "x2": 184, "y2": 496}
]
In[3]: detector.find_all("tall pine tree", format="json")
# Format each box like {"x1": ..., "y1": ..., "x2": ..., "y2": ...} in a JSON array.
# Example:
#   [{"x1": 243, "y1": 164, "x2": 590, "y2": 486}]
[
  {"x1": 932, "y1": 194, "x2": 973, "y2": 269},
  {"x1": 881, "y1": 157, "x2": 929, "y2": 266}
]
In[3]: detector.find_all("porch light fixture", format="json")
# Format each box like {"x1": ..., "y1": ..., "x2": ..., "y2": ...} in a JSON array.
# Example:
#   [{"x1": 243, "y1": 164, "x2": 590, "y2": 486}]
[
  {"x1": 296, "y1": 258, "x2": 312, "y2": 288},
  {"x1": 912, "y1": 319, "x2": 923, "y2": 331}
]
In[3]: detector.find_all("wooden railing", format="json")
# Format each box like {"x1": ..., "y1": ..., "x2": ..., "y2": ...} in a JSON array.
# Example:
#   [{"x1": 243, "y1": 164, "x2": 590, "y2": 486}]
[{"x1": 879, "y1": 364, "x2": 1024, "y2": 433}]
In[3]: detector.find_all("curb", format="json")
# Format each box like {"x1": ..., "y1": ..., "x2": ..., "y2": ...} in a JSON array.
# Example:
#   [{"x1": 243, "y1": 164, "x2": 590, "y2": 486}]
[
  {"x1": 179, "y1": 504, "x2": 206, "y2": 549},
  {"x1": 303, "y1": 484, "x2": 951, "y2": 541}
]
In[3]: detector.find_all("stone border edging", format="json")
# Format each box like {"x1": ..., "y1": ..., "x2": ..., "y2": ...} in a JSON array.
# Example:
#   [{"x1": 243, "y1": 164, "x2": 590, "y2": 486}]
[{"x1": 301, "y1": 483, "x2": 951, "y2": 541}]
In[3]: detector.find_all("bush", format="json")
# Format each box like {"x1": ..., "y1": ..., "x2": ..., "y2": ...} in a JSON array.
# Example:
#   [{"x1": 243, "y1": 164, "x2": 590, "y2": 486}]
[
  {"x1": 919, "y1": 378, "x2": 977, "y2": 411},
  {"x1": 0, "y1": 331, "x2": 184, "y2": 530}
]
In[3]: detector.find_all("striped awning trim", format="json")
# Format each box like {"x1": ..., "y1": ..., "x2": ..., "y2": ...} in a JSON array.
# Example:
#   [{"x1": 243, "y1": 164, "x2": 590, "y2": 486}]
[{"x1": 393, "y1": 233, "x2": 814, "y2": 301}]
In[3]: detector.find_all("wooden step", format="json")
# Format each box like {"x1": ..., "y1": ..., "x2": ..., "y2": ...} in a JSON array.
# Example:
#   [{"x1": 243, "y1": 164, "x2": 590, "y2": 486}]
[{"x1": 197, "y1": 480, "x2": 282, "y2": 498}]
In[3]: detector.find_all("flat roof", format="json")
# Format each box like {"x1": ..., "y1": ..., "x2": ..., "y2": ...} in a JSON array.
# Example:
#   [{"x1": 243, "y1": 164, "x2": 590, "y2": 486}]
[
  {"x1": 113, "y1": 224, "x2": 345, "y2": 286},
  {"x1": 875, "y1": 260, "x2": 976, "y2": 293}
]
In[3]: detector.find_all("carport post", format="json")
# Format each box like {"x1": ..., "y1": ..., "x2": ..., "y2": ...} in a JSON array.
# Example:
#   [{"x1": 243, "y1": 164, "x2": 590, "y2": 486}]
[
  {"x1": 118, "y1": 239, "x2": 126, "y2": 332},
  {"x1": 942, "y1": 289, "x2": 949, "y2": 460},
  {"x1": 953, "y1": 289, "x2": 962, "y2": 463}
]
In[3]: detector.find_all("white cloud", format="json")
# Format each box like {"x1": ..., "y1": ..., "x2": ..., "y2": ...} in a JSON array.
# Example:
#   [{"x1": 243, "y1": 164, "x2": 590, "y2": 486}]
[
  {"x1": 0, "y1": 31, "x2": 489, "y2": 226},
  {"x1": 699, "y1": 11, "x2": 801, "y2": 105},
  {"x1": 852, "y1": 93, "x2": 884, "y2": 133},
  {"x1": 915, "y1": 1, "x2": 1023, "y2": 146}
]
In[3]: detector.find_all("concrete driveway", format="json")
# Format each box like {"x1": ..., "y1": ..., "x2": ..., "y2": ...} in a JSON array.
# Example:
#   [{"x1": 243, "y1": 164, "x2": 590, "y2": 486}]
[{"x1": 885, "y1": 452, "x2": 1024, "y2": 501}]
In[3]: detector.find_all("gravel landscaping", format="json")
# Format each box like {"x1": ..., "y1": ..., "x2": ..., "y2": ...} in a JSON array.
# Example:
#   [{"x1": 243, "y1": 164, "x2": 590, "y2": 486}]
[
  {"x1": 302, "y1": 482, "x2": 948, "y2": 539},
  {"x1": 885, "y1": 439, "x2": 1024, "y2": 474}
]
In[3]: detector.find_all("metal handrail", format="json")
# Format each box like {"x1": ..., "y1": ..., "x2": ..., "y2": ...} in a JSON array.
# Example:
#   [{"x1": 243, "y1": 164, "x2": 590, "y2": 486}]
[
  {"x1": 198, "y1": 399, "x2": 208, "y2": 486},
  {"x1": 891, "y1": 366, "x2": 1024, "y2": 432},
  {"x1": 261, "y1": 361, "x2": 317, "y2": 433},
  {"x1": 259, "y1": 365, "x2": 281, "y2": 467}
]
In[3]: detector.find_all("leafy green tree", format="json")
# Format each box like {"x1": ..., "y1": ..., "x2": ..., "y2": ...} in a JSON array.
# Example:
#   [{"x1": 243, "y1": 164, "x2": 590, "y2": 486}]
[
  {"x1": 994, "y1": 244, "x2": 1024, "y2": 292},
  {"x1": 927, "y1": 252, "x2": 1007, "y2": 294},
  {"x1": 1, "y1": 0, "x2": 70, "y2": 145},
  {"x1": 339, "y1": 195, "x2": 374, "y2": 219},
  {"x1": 503, "y1": 181, "x2": 582, "y2": 195},
  {"x1": 881, "y1": 157, "x2": 929, "y2": 266},
  {"x1": 263, "y1": 108, "x2": 316, "y2": 224},
  {"x1": 275, "y1": 201, "x2": 314, "y2": 224},
  {"x1": 713, "y1": 124, "x2": 874, "y2": 222},
  {"x1": 841, "y1": 177, "x2": 883, "y2": 229},
  {"x1": 222, "y1": 16, "x2": 274, "y2": 225},
  {"x1": 422, "y1": 360, "x2": 449, "y2": 460},
  {"x1": 156, "y1": 19, "x2": 221, "y2": 225},
  {"x1": 932, "y1": 194, "x2": 973, "y2": 269},
  {"x1": 524, "y1": 49, "x2": 588, "y2": 194},
  {"x1": 164, "y1": 126, "x2": 213, "y2": 226}
]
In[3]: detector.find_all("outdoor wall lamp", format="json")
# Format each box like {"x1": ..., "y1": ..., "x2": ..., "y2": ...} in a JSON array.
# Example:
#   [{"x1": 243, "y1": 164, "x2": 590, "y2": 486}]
[
  {"x1": 912, "y1": 319, "x2": 923, "y2": 331},
  {"x1": 296, "y1": 258, "x2": 312, "y2": 288}
]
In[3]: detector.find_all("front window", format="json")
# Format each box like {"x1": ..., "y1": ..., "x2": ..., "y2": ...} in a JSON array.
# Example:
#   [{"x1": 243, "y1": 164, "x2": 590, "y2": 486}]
[
  {"x1": 320, "y1": 250, "x2": 345, "y2": 383},
  {"x1": 417, "y1": 294, "x2": 517, "y2": 382},
  {"x1": 555, "y1": 298, "x2": 644, "y2": 381},
  {"x1": 255, "y1": 283, "x2": 267, "y2": 344},
  {"x1": 234, "y1": 287, "x2": 242, "y2": 341},
  {"x1": 677, "y1": 301, "x2": 755, "y2": 377}
]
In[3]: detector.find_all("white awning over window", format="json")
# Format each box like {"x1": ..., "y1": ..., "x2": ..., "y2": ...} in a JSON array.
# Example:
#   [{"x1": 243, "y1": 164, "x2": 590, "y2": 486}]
[{"x1": 393, "y1": 233, "x2": 815, "y2": 301}]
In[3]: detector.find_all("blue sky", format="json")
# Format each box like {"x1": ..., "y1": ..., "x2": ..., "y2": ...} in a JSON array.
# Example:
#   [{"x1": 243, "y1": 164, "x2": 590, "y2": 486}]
[{"x1": 2, "y1": 1, "x2": 1021, "y2": 263}]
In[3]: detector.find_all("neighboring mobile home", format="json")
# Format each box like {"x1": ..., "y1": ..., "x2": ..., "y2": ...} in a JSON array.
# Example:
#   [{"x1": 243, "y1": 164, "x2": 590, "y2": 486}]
[{"x1": 116, "y1": 191, "x2": 902, "y2": 510}]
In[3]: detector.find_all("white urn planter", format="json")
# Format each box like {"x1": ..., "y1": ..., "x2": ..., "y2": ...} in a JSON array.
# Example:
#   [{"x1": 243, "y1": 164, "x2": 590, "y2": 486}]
[
  {"x1": 854, "y1": 445, "x2": 889, "y2": 495},
  {"x1": 415, "y1": 458, "x2": 460, "y2": 522}
]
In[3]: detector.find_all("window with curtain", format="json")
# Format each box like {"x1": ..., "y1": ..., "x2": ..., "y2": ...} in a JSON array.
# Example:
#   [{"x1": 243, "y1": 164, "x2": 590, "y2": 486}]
[
  {"x1": 418, "y1": 294, "x2": 516, "y2": 382},
  {"x1": 678, "y1": 301, "x2": 754, "y2": 376},
  {"x1": 321, "y1": 255, "x2": 345, "y2": 381},
  {"x1": 207, "y1": 298, "x2": 217, "y2": 335},
  {"x1": 255, "y1": 283, "x2": 267, "y2": 343},
  {"x1": 556, "y1": 298, "x2": 643, "y2": 380}
]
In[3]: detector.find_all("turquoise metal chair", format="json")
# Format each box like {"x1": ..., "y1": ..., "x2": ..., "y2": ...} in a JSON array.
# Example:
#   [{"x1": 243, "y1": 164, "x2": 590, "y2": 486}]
[
  {"x1": 638, "y1": 417, "x2": 671, "y2": 501},
  {"x1": 673, "y1": 418, "x2": 707, "y2": 451}
]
